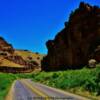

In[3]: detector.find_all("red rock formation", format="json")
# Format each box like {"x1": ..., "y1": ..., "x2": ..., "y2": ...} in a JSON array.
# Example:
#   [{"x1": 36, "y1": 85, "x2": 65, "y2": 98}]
[
  {"x1": 0, "y1": 37, "x2": 14, "y2": 54},
  {"x1": 0, "y1": 37, "x2": 39, "y2": 68},
  {"x1": 42, "y1": 2, "x2": 100, "y2": 71}
]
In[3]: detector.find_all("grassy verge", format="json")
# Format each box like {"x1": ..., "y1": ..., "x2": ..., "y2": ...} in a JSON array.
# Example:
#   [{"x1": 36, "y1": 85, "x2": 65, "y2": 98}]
[
  {"x1": 0, "y1": 72, "x2": 35, "y2": 100},
  {"x1": 1, "y1": 66, "x2": 100, "y2": 100},
  {"x1": 0, "y1": 73, "x2": 17, "y2": 100},
  {"x1": 31, "y1": 67, "x2": 100, "y2": 100}
]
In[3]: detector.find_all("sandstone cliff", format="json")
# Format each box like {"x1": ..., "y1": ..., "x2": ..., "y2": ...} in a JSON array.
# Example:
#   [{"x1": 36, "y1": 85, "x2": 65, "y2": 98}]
[
  {"x1": 0, "y1": 37, "x2": 14, "y2": 54},
  {"x1": 42, "y1": 2, "x2": 100, "y2": 71},
  {"x1": 0, "y1": 37, "x2": 42, "y2": 69}
]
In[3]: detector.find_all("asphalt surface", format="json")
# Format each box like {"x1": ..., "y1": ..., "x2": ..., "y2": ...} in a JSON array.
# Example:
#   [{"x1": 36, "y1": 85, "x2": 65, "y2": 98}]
[
  {"x1": 12, "y1": 79, "x2": 90, "y2": 100},
  {"x1": 13, "y1": 80, "x2": 38, "y2": 100}
]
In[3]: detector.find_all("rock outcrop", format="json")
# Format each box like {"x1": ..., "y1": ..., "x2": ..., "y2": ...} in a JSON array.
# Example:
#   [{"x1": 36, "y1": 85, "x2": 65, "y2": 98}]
[
  {"x1": 42, "y1": 2, "x2": 100, "y2": 71},
  {"x1": 0, "y1": 37, "x2": 39, "y2": 69},
  {"x1": 0, "y1": 37, "x2": 14, "y2": 54}
]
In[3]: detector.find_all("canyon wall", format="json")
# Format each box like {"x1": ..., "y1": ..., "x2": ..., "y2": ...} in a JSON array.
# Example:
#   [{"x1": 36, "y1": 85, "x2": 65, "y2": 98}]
[{"x1": 42, "y1": 2, "x2": 100, "y2": 71}]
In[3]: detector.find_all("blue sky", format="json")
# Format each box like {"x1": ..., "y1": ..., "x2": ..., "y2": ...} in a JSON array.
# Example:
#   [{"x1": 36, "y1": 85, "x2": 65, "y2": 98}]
[{"x1": 0, "y1": 0, "x2": 100, "y2": 54}]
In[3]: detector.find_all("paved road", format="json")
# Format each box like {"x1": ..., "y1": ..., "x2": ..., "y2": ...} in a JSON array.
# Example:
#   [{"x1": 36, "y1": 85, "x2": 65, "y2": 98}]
[{"x1": 7, "y1": 79, "x2": 90, "y2": 100}]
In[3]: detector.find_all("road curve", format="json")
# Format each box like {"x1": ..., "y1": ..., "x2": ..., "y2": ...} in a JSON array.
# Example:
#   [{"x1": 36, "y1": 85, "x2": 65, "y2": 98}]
[{"x1": 6, "y1": 79, "x2": 90, "y2": 100}]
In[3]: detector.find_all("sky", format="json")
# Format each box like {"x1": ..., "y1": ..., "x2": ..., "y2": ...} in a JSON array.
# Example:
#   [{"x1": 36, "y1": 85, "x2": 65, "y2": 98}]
[{"x1": 0, "y1": 0, "x2": 100, "y2": 54}]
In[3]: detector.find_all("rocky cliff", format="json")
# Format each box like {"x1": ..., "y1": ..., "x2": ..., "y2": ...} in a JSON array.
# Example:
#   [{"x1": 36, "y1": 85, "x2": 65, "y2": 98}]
[
  {"x1": 0, "y1": 37, "x2": 14, "y2": 54},
  {"x1": 0, "y1": 37, "x2": 40, "y2": 69},
  {"x1": 42, "y1": 2, "x2": 100, "y2": 71}
]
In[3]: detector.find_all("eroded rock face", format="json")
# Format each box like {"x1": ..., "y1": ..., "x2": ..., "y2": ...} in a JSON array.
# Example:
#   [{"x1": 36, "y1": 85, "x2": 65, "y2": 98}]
[
  {"x1": 0, "y1": 37, "x2": 14, "y2": 54},
  {"x1": 0, "y1": 37, "x2": 39, "y2": 68},
  {"x1": 42, "y1": 2, "x2": 100, "y2": 71}
]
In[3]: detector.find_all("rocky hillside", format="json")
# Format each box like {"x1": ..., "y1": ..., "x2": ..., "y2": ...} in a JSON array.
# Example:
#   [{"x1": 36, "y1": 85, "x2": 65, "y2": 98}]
[
  {"x1": 0, "y1": 37, "x2": 14, "y2": 54},
  {"x1": 42, "y1": 2, "x2": 100, "y2": 71},
  {"x1": 0, "y1": 37, "x2": 44, "y2": 69},
  {"x1": 15, "y1": 50, "x2": 45, "y2": 67}
]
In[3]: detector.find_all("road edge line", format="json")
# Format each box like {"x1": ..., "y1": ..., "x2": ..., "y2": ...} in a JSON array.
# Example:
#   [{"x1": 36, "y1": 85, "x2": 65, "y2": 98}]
[
  {"x1": 5, "y1": 80, "x2": 16, "y2": 100},
  {"x1": 36, "y1": 82, "x2": 90, "y2": 100},
  {"x1": 20, "y1": 80, "x2": 50, "y2": 100}
]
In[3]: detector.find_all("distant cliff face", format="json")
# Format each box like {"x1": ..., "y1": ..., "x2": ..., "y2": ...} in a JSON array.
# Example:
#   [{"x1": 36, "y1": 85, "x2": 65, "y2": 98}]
[
  {"x1": 0, "y1": 37, "x2": 14, "y2": 54},
  {"x1": 42, "y1": 2, "x2": 100, "y2": 71},
  {"x1": 0, "y1": 37, "x2": 39, "y2": 68}
]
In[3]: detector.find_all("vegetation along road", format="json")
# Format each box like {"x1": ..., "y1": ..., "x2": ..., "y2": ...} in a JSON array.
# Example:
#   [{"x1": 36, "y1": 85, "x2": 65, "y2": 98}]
[{"x1": 6, "y1": 79, "x2": 89, "y2": 100}]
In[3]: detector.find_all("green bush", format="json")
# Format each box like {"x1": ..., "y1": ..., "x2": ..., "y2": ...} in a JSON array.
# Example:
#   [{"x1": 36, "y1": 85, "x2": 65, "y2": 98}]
[{"x1": 31, "y1": 67, "x2": 100, "y2": 96}]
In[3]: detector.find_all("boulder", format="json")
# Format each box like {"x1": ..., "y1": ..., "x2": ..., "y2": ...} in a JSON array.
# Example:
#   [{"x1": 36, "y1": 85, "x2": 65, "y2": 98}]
[{"x1": 88, "y1": 59, "x2": 96, "y2": 68}]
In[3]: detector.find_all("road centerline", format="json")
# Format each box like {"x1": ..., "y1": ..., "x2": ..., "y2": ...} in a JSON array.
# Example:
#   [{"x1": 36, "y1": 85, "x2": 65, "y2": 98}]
[{"x1": 20, "y1": 80, "x2": 50, "y2": 100}]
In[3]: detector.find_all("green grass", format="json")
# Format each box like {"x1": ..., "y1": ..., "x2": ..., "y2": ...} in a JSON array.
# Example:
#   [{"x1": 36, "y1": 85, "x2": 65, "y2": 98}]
[
  {"x1": 1, "y1": 66, "x2": 100, "y2": 100},
  {"x1": 0, "y1": 72, "x2": 35, "y2": 100},
  {"x1": 31, "y1": 67, "x2": 100, "y2": 99},
  {"x1": 0, "y1": 73, "x2": 17, "y2": 100}
]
